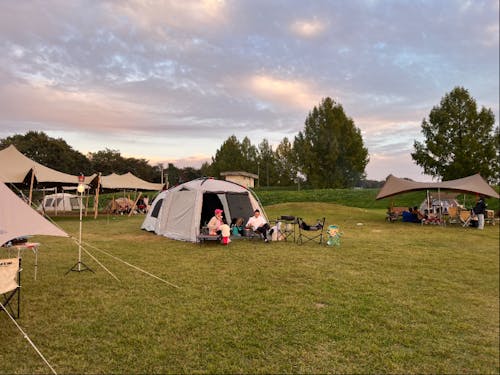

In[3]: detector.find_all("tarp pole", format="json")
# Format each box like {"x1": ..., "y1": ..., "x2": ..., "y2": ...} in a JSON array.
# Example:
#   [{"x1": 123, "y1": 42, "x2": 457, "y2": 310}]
[
  {"x1": 129, "y1": 191, "x2": 142, "y2": 217},
  {"x1": 41, "y1": 188, "x2": 46, "y2": 215},
  {"x1": 84, "y1": 193, "x2": 89, "y2": 217},
  {"x1": 28, "y1": 169, "x2": 35, "y2": 206},
  {"x1": 438, "y1": 187, "x2": 442, "y2": 224},
  {"x1": 94, "y1": 173, "x2": 101, "y2": 219},
  {"x1": 55, "y1": 187, "x2": 59, "y2": 216}
]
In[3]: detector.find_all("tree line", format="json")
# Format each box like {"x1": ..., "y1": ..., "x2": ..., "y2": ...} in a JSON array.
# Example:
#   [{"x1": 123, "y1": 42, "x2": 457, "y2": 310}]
[{"x1": 1, "y1": 90, "x2": 498, "y2": 189}]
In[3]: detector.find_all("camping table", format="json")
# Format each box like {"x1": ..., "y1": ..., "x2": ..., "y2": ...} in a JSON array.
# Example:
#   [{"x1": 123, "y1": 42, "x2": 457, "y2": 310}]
[{"x1": 10, "y1": 242, "x2": 40, "y2": 280}]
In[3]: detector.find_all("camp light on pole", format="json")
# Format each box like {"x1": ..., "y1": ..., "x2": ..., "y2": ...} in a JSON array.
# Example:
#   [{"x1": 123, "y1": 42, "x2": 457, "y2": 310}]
[
  {"x1": 77, "y1": 174, "x2": 85, "y2": 193},
  {"x1": 65, "y1": 173, "x2": 93, "y2": 274}
]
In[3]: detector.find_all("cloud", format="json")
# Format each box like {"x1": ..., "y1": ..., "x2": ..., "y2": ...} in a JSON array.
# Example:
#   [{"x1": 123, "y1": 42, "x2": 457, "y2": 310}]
[
  {"x1": 246, "y1": 74, "x2": 319, "y2": 110},
  {"x1": 366, "y1": 151, "x2": 428, "y2": 182},
  {"x1": 290, "y1": 18, "x2": 327, "y2": 38},
  {"x1": 0, "y1": 0, "x2": 497, "y2": 183},
  {"x1": 110, "y1": 0, "x2": 229, "y2": 39}
]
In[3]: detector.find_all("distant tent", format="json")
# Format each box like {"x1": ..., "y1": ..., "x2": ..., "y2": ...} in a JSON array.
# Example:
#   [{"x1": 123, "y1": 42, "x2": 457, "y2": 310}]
[
  {"x1": 418, "y1": 193, "x2": 460, "y2": 214},
  {"x1": 37, "y1": 193, "x2": 80, "y2": 213},
  {"x1": 89, "y1": 172, "x2": 163, "y2": 218},
  {"x1": 376, "y1": 174, "x2": 499, "y2": 200},
  {"x1": 141, "y1": 178, "x2": 266, "y2": 242},
  {"x1": 0, "y1": 182, "x2": 68, "y2": 246}
]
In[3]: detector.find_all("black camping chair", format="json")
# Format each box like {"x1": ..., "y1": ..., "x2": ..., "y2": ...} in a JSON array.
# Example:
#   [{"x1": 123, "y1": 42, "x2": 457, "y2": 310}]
[
  {"x1": 197, "y1": 226, "x2": 222, "y2": 245},
  {"x1": 297, "y1": 217, "x2": 326, "y2": 245},
  {"x1": 0, "y1": 257, "x2": 22, "y2": 319}
]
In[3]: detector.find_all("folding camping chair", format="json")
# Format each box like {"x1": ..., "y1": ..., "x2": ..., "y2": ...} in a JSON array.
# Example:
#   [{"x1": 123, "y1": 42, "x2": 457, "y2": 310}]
[
  {"x1": 296, "y1": 217, "x2": 326, "y2": 245},
  {"x1": 0, "y1": 257, "x2": 22, "y2": 319},
  {"x1": 446, "y1": 206, "x2": 460, "y2": 225},
  {"x1": 275, "y1": 215, "x2": 296, "y2": 242},
  {"x1": 460, "y1": 209, "x2": 475, "y2": 227}
]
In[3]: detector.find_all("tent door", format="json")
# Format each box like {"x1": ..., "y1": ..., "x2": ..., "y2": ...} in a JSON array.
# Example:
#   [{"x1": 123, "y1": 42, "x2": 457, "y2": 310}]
[{"x1": 200, "y1": 193, "x2": 225, "y2": 228}]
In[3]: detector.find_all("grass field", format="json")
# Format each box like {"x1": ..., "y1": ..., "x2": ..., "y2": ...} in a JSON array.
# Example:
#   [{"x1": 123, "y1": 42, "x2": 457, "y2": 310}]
[{"x1": 1, "y1": 202, "x2": 499, "y2": 374}]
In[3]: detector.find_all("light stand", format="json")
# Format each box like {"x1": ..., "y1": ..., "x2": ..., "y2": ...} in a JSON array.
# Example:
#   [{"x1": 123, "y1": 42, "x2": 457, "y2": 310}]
[{"x1": 66, "y1": 179, "x2": 93, "y2": 275}]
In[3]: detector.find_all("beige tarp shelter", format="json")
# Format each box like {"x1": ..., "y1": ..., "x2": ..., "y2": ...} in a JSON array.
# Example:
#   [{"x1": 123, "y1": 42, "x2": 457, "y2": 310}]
[
  {"x1": 376, "y1": 173, "x2": 499, "y2": 200},
  {"x1": 0, "y1": 145, "x2": 95, "y2": 204},
  {"x1": 96, "y1": 172, "x2": 163, "y2": 191},
  {"x1": 0, "y1": 145, "x2": 95, "y2": 185},
  {"x1": 0, "y1": 181, "x2": 68, "y2": 246},
  {"x1": 90, "y1": 172, "x2": 163, "y2": 218}
]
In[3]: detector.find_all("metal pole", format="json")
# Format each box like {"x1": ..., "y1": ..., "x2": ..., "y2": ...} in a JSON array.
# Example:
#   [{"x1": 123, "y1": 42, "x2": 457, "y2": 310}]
[{"x1": 78, "y1": 189, "x2": 83, "y2": 271}]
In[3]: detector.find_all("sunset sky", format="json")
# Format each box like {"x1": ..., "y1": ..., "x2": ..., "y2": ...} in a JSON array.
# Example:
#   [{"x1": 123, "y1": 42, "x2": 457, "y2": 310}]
[{"x1": 0, "y1": 0, "x2": 498, "y2": 181}]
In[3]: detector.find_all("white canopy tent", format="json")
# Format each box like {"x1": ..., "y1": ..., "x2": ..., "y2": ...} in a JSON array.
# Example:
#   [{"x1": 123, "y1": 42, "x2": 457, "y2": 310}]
[{"x1": 142, "y1": 178, "x2": 266, "y2": 242}]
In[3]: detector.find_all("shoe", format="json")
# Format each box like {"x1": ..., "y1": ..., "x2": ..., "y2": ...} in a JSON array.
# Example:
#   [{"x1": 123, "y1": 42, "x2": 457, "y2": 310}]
[{"x1": 264, "y1": 238, "x2": 269, "y2": 243}]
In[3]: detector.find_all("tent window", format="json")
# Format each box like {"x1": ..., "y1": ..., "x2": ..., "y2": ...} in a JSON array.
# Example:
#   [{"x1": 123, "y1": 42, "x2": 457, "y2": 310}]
[
  {"x1": 45, "y1": 198, "x2": 54, "y2": 207},
  {"x1": 151, "y1": 199, "x2": 163, "y2": 218},
  {"x1": 226, "y1": 193, "x2": 253, "y2": 222},
  {"x1": 55, "y1": 198, "x2": 63, "y2": 206},
  {"x1": 70, "y1": 197, "x2": 80, "y2": 209}
]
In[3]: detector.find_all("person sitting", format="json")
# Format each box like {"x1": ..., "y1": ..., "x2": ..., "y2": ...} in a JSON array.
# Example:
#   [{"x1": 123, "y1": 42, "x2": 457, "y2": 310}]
[
  {"x1": 402, "y1": 207, "x2": 415, "y2": 223},
  {"x1": 245, "y1": 209, "x2": 271, "y2": 242},
  {"x1": 231, "y1": 217, "x2": 245, "y2": 237},
  {"x1": 137, "y1": 197, "x2": 146, "y2": 213},
  {"x1": 207, "y1": 209, "x2": 231, "y2": 244},
  {"x1": 412, "y1": 206, "x2": 425, "y2": 223}
]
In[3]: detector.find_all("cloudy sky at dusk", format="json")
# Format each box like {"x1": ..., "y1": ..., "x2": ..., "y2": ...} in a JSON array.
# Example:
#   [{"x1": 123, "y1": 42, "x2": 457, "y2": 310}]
[{"x1": 0, "y1": 0, "x2": 498, "y2": 181}]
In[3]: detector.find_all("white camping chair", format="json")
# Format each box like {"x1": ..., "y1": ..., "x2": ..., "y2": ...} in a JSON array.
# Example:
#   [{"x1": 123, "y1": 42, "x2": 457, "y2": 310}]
[{"x1": 0, "y1": 257, "x2": 22, "y2": 319}]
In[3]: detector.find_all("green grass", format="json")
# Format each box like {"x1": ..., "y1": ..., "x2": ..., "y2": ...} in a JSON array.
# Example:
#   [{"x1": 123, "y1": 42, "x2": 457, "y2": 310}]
[{"x1": 1, "y1": 202, "x2": 499, "y2": 374}]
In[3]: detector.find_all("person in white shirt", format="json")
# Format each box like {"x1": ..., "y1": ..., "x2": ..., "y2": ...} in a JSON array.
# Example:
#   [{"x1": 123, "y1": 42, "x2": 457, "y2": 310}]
[{"x1": 245, "y1": 209, "x2": 271, "y2": 242}]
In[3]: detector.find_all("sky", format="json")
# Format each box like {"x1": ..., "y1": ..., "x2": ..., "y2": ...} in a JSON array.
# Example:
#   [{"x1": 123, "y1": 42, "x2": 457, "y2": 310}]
[{"x1": 0, "y1": 0, "x2": 498, "y2": 182}]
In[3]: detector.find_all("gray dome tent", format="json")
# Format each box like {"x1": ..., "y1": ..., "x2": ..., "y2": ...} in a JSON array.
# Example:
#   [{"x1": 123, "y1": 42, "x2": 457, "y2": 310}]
[{"x1": 141, "y1": 178, "x2": 266, "y2": 242}]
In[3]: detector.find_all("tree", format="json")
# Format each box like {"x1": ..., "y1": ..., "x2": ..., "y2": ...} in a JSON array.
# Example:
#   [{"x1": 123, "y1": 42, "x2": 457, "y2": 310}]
[
  {"x1": 88, "y1": 149, "x2": 125, "y2": 175},
  {"x1": 275, "y1": 137, "x2": 297, "y2": 186},
  {"x1": 412, "y1": 87, "x2": 498, "y2": 183},
  {"x1": 209, "y1": 135, "x2": 245, "y2": 178},
  {"x1": 293, "y1": 97, "x2": 369, "y2": 188},
  {"x1": 0, "y1": 131, "x2": 92, "y2": 175},
  {"x1": 257, "y1": 139, "x2": 279, "y2": 187},
  {"x1": 240, "y1": 136, "x2": 259, "y2": 174},
  {"x1": 165, "y1": 163, "x2": 181, "y2": 186},
  {"x1": 88, "y1": 148, "x2": 158, "y2": 181}
]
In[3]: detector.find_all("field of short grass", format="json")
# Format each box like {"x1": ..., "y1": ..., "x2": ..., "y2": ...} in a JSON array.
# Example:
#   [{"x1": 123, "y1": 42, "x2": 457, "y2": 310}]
[{"x1": 1, "y1": 202, "x2": 499, "y2": 374}]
